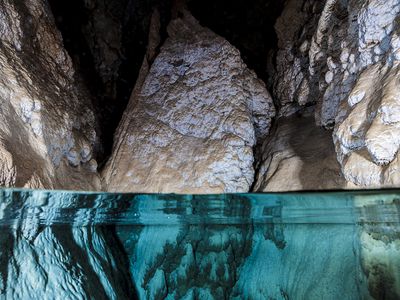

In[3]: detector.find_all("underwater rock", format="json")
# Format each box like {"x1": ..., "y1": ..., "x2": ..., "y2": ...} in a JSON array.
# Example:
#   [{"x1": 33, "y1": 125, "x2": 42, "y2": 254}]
[
  {"x1": 103, "y1": 10, "x2": 275, "y2": 193},
  {"x1": 0, "y1": 190, "x2": 136, "y2": 299},
  {"x1": 0, "y1": 0, "x2": 99, "y2": 190}
]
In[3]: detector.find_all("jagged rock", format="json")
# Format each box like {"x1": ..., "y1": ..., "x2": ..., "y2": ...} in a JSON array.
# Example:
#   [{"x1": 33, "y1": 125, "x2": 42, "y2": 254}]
[
  {"x1": 114, "y1": 192, "x2": 400, "y2": 299},
  {"x1": 271, "y1": 0, "x2": 324, "y2": 115},
  {"x1": 0, "y1": 0, "x2": 99, "y2": 190},
  {"x1": 0, "y1": 226, "x2": 134, "y2": 299},
  {"x1": 271, "y1": 0, "x2": 400, "y2": 188},
  {"x1": 325, "y1": 0, "x2": 400, "y2": 187},
  {"x1": 254, "y1": 114, "x2": 345, "y2": 191},
  {"x1": 103, "y1": 11, "x2": 275, "y2": 193},
  {"x1": 118, "y1": 196, "x2": 254, "y2": 299}
]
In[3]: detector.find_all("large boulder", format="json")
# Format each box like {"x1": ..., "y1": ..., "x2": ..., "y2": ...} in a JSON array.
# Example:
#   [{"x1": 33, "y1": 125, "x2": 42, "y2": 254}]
[
  {"x1": 0, "y1": 2, "x2": 133, "y2": 299},
  {"x1": 103, "y1": 11, "x2": 275, "y2": 193}
]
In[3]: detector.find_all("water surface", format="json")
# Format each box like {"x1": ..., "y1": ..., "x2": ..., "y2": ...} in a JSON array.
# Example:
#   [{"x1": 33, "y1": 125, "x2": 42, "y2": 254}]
[{"x1": 0, "y1": 189, "x2": 399, "y2": 299}]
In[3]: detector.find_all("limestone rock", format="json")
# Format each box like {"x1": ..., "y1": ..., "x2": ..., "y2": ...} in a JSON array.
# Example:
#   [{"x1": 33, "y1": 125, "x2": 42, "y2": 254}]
[
  {"x1": 0, "y1": 0, "x2": 99, "y2": 190},
  {"x1": 272, "y1": 0, "x2": 400, "y2": 188},
  {"x1": 103, "y1": 11, "x2": 275, "y2": 193},
  {"x1": 271, "y1": 0, "x2": 324, "y2": 115},
  {"x1": 327, "y1": 0, "x2": 400, "y2": 187},
  {"x1": 254, "y1": 115, "x2": 345, "y2": 191}
]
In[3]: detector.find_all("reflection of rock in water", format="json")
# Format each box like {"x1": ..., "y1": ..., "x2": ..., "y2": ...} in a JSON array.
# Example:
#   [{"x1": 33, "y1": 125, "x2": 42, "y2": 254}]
[
  {"x1": 119, "y1": 224, "x2": 254, "y2": 299},
  {"x1": 117, "y1": 194, "x2": 400, "y2": 299},
  {"x1": 356, "y1": 197, "x2": 400, "y2": 299},
  {"x1": 120, "y1": 220, "x2": 364, "y2": 298},
  {"x1": 0, "y1": 226, "x2": 136, "y2": 299},
  {"x1": 118, "y1": 195, "x2": 254, "y2": 299},
  {"x1": 0, "y1": 191, "x2": 137, "y2": 299}
]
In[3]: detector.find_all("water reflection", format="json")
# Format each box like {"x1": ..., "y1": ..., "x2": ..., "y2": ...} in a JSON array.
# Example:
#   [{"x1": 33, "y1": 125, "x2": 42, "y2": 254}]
[{"x1": 0, "y1": 189, "x2": 399, "y2": 299}]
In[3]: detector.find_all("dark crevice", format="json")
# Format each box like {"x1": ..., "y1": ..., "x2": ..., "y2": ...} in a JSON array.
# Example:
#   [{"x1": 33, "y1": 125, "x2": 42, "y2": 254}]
[
  {"x1": 187, "y1": 0, "x2": 285, "y2": 84},
  {"x1": 48, "y1": 0, "x2": 172, "y2": 166}
]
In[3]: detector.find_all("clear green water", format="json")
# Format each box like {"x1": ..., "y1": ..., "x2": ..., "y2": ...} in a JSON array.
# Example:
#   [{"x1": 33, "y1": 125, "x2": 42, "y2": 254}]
[{"x1": 0, "y1": 189, "x2": 399, "y2": 299}]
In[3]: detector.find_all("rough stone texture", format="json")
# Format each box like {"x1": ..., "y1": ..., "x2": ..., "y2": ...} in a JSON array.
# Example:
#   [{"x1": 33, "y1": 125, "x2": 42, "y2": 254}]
[
  {"x1": 118, "y1": 196, "x2": 254, "y2": 299},
  {"x1": 354, "y1": 194, "x2": 400, "y2": 299},
  {"x1": 0, "y1": 0, "x2": 99, "y2": 190},
  {"x1": 254, "y1": 114, "x2": 345, "y2": 191},
  {"x1": 270, "y1": 0, "x2": 324, "y2": 116},
  {"x1": 0, "y1": 2, "x2": 135, "y2": 299},
  {"x1": 113, "y1": 192, "x2": 400, "y2": 299},
  {"x1": 103, "y1": 11, "x2": 275, "y2": 193},
  {"x1": 271, "y1": 0, "x2": 400, "y2": 188}
]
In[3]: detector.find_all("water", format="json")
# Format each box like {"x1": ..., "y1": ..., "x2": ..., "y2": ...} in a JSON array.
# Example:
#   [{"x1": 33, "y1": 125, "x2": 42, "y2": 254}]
[{"x1": 0, "y1": 189, "x2": 399, "y2": 299}]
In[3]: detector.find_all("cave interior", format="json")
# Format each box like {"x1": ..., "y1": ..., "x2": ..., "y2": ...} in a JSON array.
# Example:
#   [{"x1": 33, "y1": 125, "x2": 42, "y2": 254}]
[{"x1": 47, "y1": 0, "x2": 288, "y2": 166}]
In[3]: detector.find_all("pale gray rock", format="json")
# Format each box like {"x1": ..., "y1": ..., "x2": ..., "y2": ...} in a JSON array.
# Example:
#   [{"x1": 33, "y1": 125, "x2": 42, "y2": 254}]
[
  {"x1": 254, "y1": 115, "x2": 345, "y2": 191},
  {"x1": 0, "y1": 0, "x2": 100, "y2": 190},
  {"x1": 103, "y1": 11, "x2": 275, "y2": 193},
  {"x1": 325, "y1": 0, "x2": 400, "y2": 187}
]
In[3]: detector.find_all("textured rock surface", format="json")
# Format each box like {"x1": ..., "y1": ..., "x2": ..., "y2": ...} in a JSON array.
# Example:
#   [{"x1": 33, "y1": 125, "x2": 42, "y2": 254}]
[
  {"x1": 254, "y1": 115, "x2": 345, "y2": 191},
  {"x1": 103, "y1": 11, "x2": 275, "y2": 193},
  {"x1": 0, "y1": 2, "x2": 134, "y2": 299},
  {"x1": 270, "y1": 0, "x2": 324, "y2": 115},
  {"x1": 271, "y1": 0, "x2": 400, "y2": 188},
  {"x1": 119, "y1": 212, "x2": 253, "y2": 298},
  {"x1": 0, "y1": 0, "x2": 99, "y2": 190}
]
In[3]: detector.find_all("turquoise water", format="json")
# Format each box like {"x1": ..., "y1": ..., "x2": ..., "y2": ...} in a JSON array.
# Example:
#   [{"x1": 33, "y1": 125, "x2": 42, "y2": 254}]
[{"x1": 0, "y1": 189, "x2": 399, "y2": 299}]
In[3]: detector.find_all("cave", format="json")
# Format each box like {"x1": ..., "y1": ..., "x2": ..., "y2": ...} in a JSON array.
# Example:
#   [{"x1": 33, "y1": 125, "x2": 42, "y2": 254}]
[
  {"x1": 47, "y1": 0, "x2": 285, "y2": 166},
  {"x1": 0, "y1": 0, "x2": 399, "y2": 298}
]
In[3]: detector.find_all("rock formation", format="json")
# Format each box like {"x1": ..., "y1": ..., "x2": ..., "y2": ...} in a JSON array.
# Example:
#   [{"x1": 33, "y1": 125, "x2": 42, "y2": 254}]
[
  {"x1": 269, "y1": 0, "x2": 400, "y2": 189},
  {"x1": 0, "y1": 0, "x2": 99, "y2": 190},
  {"x1": 0, "y1": 0, "x2": 400, "y2": 299},
  {"x1": 0, "y1": 2, "x2": 133, "y2": 299},
  {"x1": 103, "y1": 10, "x2": 275, "y2": 193},
  {"x1": 254, "y1": 114, "x2": 345, "y2": 191}
]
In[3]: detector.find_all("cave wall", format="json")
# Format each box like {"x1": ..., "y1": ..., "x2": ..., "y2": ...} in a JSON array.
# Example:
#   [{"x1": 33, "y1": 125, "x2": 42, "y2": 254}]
[
  {"x1": 2, "y1": 0, "x2": 400, "y2": 191},
  {"x1": 0, "y1": 2, "x2": 135, "y2": 298},
  {"x1": 0, "y1": 1, "x2": 400, "y2": 299},
  {"x1": 0, "y1": 0, "x2": 99, "y2": 190},
  {"x1": 269, "y1": 0, "x2": 400, "y2": 189}
]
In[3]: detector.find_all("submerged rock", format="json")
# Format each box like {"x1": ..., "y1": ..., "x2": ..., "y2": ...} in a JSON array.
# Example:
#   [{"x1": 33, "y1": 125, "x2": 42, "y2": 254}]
[
  {"x1": 103, "y1": 10, "x2": 275, "y2": 193},
  {"x1": 0, "y1": 0, "x2": 99, "y2": 190}
]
